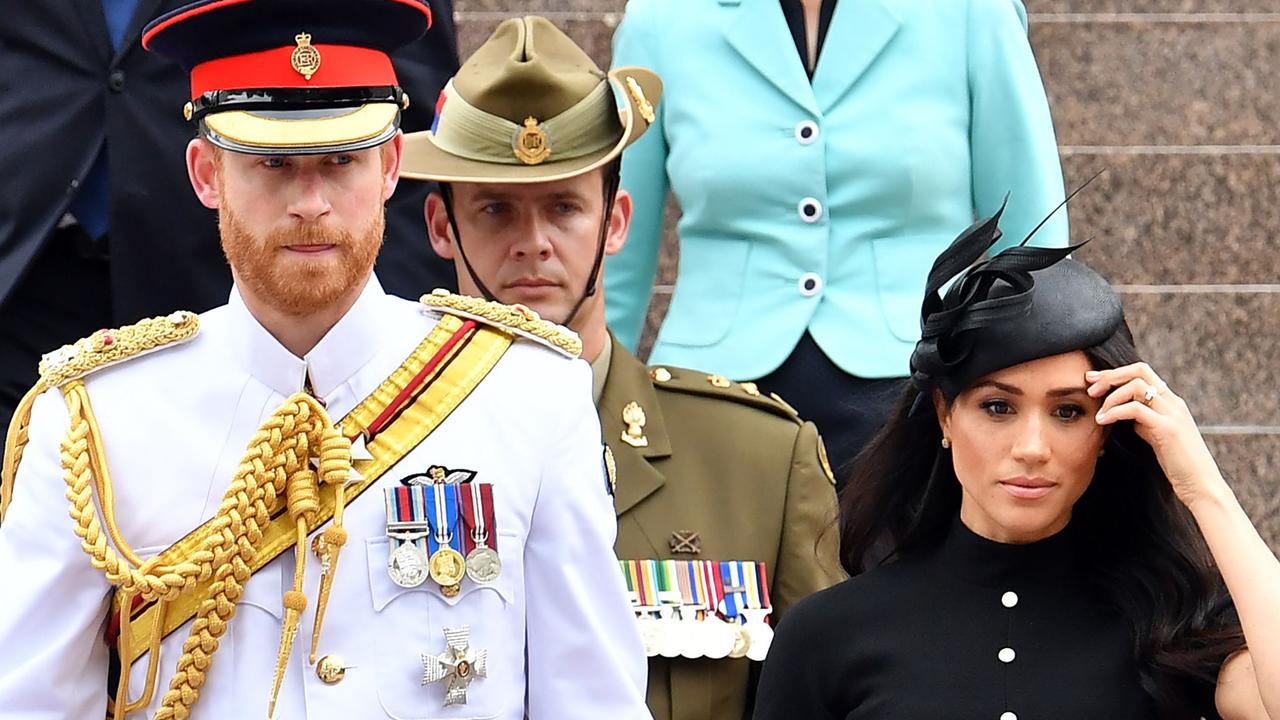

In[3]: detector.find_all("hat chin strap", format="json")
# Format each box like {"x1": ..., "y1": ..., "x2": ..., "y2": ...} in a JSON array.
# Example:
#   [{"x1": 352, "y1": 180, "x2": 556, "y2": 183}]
[{"x1": 440, "y1": 171, "x2": 620, "y2": 329}]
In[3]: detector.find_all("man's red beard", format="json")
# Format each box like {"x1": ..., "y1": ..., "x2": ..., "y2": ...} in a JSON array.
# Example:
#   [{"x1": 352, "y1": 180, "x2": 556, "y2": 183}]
[{"x1": 219, "y1": 206, "x2": 385, "y2": 317}]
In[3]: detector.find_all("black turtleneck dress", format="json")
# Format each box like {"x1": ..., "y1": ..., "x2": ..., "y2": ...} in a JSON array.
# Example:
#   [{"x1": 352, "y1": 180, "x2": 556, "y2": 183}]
[{"x1": 753, "y1": 520, "x2": 1222, "y2": 720}]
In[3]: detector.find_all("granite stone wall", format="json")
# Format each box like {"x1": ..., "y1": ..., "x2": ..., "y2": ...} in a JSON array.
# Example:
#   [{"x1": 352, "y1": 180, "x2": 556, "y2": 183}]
[{"x1": 452, "y1": 2, "x2": 1279, "y2": 549}]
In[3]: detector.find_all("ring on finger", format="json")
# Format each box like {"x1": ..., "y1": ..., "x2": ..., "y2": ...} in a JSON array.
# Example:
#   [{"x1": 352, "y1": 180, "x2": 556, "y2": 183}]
[{"x1": 1141, "y1": 384, "x2": 1160, "y2": 405}]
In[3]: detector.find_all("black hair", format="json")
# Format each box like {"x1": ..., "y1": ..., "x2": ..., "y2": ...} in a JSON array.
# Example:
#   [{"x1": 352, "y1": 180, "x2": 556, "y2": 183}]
[{"x1": 838, "y1": 320, "x2": 1244, "y2": 718}]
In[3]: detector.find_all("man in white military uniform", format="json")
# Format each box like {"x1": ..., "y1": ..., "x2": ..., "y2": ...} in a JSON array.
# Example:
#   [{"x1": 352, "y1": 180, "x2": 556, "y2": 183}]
[{"x1": 0, "y1": 2, "x2": 649, "y2": 719}]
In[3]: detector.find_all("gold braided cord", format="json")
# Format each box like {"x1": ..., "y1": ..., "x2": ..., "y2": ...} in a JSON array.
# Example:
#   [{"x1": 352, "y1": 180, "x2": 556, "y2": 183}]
[
  {"x1": 62, "y1": 382, "x2": 206, "y2": 602},
  {"x1": 39, "y1": 311, "x2": 199, "y2": 388},
  {"x1": 61, "y1": 381, "x2": 351, "y2": 720},
  {"x1": 1, "y1": 379, "x2": 46, "y2": 524},
  {"x1": 421, "y1": 290, "x2": 582, "y2": 358}
]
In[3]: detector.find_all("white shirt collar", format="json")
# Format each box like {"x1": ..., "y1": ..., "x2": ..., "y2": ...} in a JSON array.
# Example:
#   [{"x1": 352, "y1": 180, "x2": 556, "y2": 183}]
[{"x1": 226, "y1": 275, "x2": 389, "y2": 400}]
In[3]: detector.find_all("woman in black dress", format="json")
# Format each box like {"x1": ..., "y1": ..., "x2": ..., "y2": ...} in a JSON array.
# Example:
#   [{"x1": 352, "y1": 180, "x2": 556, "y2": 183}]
[{"x1": 753, "y1": 208, "x2": 1280, "y2": 720}]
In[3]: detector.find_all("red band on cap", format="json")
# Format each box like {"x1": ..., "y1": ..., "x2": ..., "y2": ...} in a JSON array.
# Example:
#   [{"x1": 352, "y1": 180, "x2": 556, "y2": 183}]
[{"x1": 189, "y1": 44, "x2": 398, "y2": 99}]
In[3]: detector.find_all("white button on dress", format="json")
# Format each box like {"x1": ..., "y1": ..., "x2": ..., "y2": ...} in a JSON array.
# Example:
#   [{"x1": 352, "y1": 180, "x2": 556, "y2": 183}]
[
  {"x1": 1002, "y1": 591, "x2": 1019, "y2": 608},
  {"x1": 998, "y1": 647, "x2": 1016, "y2": 663}
]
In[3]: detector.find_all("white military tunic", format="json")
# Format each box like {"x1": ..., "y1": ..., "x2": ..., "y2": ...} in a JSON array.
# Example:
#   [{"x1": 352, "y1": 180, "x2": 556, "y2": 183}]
[{"x1": 0, "y1": 277, "x2": 650, "y2": 720}]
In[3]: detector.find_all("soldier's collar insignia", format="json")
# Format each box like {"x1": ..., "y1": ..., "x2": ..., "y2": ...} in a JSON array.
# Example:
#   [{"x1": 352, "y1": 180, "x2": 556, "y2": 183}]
[
  {"x1": 603, "y1": 445, "x2": 617, "y2": 496},
  {"x1": 620, "y1": 401, "x2": 648, "y2": 448}
]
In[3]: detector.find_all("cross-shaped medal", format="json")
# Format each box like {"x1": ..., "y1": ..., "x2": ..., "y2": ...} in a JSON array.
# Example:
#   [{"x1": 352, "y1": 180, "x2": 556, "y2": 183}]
[{"x1": 422, "y1": 625, "x2": 488, "y2": 706}]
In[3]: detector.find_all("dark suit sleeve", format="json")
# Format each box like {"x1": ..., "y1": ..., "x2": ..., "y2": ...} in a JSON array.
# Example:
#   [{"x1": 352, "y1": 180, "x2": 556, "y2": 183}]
[{"x1": 770, "y1": 421, "x2": 845, "y2": 620}]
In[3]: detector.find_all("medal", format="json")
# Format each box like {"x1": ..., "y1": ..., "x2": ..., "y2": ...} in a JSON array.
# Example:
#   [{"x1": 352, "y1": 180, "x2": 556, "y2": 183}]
[
  {"x1": 742, "y1": 561, "x2": 774, "y2": 661},
  {"x1": 426, "y1": 483, "x2": 466, "y2": 590},
  {"x1": 674, "y1": 560, "x2": 707, "y2": 659},
  {"x1": 720, "y1": 561, "x2": 752, "y2": 658},
  {"x1": 460, "y1": 482, "x2": 502, "y2": 585},
  {"x1": 422, "y1": 625, "x2": 488, "y2": 706},
  {"x1": 388, "y1": 535, "x2": 430, "y2": 588},
  {"x1": 624, "y1": 560, "x2": 664, "y2": 657},
  {"x1": 651, "y1": 560, "x2": 683, "y2": 658},
  {"x1": 699, "y1": 560, "x2": 736, "y2": 659},
  {"x1": 384, "y1": 487, "x2": 431, "y2": 588}
]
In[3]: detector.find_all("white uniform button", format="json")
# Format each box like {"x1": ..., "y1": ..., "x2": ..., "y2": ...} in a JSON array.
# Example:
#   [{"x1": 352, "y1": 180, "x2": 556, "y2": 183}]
[
  {"x1": 797, "y1": 197, "x2": 823, "y2": 223},
  {"x1": 1002, "y1": 591, "x2": 1019, "y2": 608},
  {"x1": 798, "y1": 272, "x2": 823, "y2": 297},
  {"x1": 998, "y1": 647, "x2": 1016, "y2": 663},
  {"x1": 1001, "y1": 713, "x2": 1018, "y2": 720},
  {"x1": 795, "y1": 120, "x2": 819, "y2": 145}
]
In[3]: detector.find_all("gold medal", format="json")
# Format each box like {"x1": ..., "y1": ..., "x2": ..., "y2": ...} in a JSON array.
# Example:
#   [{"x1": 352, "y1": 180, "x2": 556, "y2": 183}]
[{"x1": 430, "y1": 547, "x2": 466, "y2": 587}]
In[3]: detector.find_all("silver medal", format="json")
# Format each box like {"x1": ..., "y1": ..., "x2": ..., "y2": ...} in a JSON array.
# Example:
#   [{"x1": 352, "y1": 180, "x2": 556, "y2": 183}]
[
  {"x1": 465, "y1": 546, "x2": 502, "y2": 585},
  {"x1": 388, "y1": 541, "x2": 429, "y2": 588}
]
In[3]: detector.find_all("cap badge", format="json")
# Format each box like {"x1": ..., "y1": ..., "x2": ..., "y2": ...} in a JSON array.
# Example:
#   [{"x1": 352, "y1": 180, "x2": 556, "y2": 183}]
[
  {"x1": 513, "y1": 117, "x2": 551, "y2": 165},
  {"x1": 291, "y1": 32, "x2": 322, "y2": 81},
  {"x1": 620, "y1": 401, "x2": 649, "y2": 448},
  {"x1": 625, "y1": 77, "x2": 656, "y2": 124}
]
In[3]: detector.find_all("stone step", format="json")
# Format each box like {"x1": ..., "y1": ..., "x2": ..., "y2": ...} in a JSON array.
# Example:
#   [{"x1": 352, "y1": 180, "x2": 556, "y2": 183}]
[
  {"x1": 1208, "y1": 433, "x2": 1280, "y2": 550},
  {"x1": 1063, "y1": 153, "x2": 1279, "y2": 285},
  {"x1": 1031, "y1": 18, "x2": 1280, "y2": 146}
]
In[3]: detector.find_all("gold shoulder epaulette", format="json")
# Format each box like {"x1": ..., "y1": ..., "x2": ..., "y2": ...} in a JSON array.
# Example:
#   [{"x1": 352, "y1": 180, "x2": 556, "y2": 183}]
[
  {"x1": 420, "y1": 289, "x2": 582, "y2": 359},
  {"x1": 646, "y1": 366, "x2": 802, "y2": 423},
  {"x1": 38, "y1": 311, "x2": 200, "y2": 388}
]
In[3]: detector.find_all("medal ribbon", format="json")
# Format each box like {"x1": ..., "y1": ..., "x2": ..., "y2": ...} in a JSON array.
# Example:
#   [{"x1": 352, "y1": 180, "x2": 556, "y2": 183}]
[
  {"x1": 659, "y1": 560, "x2": 682, "y2": 606},
  {"x1": 456, "y1": 482, "x2": 498, "y2": 554},
  {"x1": 636, "y1": 560, "x2": 657, "y2": 607},
  {"x1": 385, "y1": 486, "x2": 430, "y2": 555},
  {"x1": 742, "y1": 561, "x2": 765, "y2": 613},
  {"x1": 424, "y1": 483, "x2": 460, "y2": 555},
  {"x1": 755, "y1": 561, "x2": 772, "y2": 615},
  {"x1": 702, "y1": 560, "x2": 724, "y2": 620},
  {"x1": 719, "y1": 561, "x2": 747, "y2": 619}
]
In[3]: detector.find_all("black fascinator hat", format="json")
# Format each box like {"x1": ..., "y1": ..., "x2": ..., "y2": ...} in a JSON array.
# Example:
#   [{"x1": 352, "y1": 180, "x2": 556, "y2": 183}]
[{"x1": 909, "y1": 194, "x2": 1124, "y2": 409}]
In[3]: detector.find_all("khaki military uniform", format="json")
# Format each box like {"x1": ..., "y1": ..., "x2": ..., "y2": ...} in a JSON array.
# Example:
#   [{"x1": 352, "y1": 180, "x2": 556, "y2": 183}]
[{"x1": 599, "y1": 335, "x2": 844, "y2": 720}]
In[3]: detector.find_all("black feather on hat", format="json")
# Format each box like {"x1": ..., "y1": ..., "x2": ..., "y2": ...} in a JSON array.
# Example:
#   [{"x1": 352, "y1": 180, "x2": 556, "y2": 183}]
[{"x1": 909, "y1": 187, "x2": 1123, "y2": 411}]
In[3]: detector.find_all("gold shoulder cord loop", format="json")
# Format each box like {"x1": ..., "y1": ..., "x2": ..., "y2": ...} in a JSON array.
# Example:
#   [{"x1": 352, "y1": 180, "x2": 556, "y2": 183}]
[
  {"x1": 1, "y1": 380, "x2": 47, "y2": 523},
  {"x1": 56, "y1": 383, "x2": 353, "y2": 720}
]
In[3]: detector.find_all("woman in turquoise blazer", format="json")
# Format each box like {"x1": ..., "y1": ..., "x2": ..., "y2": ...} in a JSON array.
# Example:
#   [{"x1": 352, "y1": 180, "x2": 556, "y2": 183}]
[{"x1": 607, "y1": 0, "x2": 1069, "y2": 478}]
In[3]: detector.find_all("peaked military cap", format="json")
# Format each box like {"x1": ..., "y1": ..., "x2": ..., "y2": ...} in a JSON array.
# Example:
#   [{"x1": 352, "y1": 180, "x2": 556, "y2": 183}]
[
  {"x1": 142, "y1": 0, "x2": 432, "y2": 155},
  {"x1": 401, "y1": 15, "x2": 662, "y2": 183}
]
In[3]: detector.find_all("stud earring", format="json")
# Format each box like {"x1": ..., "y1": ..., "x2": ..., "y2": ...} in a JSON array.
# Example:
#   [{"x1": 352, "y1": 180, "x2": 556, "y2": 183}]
[{"x1": 941, "y1": 437, "x2": 951, "y2": 449}]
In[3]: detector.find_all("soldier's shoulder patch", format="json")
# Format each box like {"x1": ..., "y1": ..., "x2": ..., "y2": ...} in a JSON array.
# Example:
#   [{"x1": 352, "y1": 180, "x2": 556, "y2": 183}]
[
  {"x1": 646, "y1": 366, "x2": 801, "y2": 423},
  {"x1": 38, "y1": 311, "x2": 200, "y2": 388},
  {"x1": 420, "y1": 289, "x2": 582, "y2": 359}
]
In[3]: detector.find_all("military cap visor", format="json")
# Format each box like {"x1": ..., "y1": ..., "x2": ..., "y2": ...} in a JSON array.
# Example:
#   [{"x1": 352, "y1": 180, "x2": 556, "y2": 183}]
[
  {"x1": 400, "y1": 16, "x2": 662, "y2": 183},
  {"x1": 142, "y1": 0, "x2": 432, "y2": 155}
]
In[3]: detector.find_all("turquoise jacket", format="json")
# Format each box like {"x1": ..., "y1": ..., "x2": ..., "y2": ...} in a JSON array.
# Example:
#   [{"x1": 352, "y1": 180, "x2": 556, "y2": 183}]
[{"x1": 606, "y1": 0, "x2": 1068, "y2": 379}]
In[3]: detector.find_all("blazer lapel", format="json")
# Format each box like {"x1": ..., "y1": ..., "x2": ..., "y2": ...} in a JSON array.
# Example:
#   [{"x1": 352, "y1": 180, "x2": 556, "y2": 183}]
[
  {"x1": 599, "y1": 337, "x2": 670, "y2": 522},
  {"x1": 113, "y1": 0, "x2": 166, "y2": 65},
  {"x1": 718, "y1": 0, "x2": 819, "y2": 116},
  {"x1": 69, "y1": 0, "x2": 113, "y2": 65},
  {"x1": 811, "y1": 0, "x2": 901, "y2": 112}
]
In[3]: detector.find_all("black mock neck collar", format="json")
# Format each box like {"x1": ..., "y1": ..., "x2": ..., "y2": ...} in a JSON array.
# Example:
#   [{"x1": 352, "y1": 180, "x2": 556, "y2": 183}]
[{"x1": 933, "y1": 516, "x2": 1083, "y2": 589}]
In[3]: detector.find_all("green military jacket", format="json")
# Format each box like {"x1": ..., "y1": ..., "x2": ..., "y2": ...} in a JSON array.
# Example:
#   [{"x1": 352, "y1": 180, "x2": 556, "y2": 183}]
[{"x1": 598, "y1": 336, "x2": 845, "y2": 720}]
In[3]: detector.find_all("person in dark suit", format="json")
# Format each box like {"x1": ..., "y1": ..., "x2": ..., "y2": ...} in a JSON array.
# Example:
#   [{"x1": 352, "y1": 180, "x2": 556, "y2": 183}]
[{"x1": 0, "y1": 0, "x2": 460, "y2": 445}]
